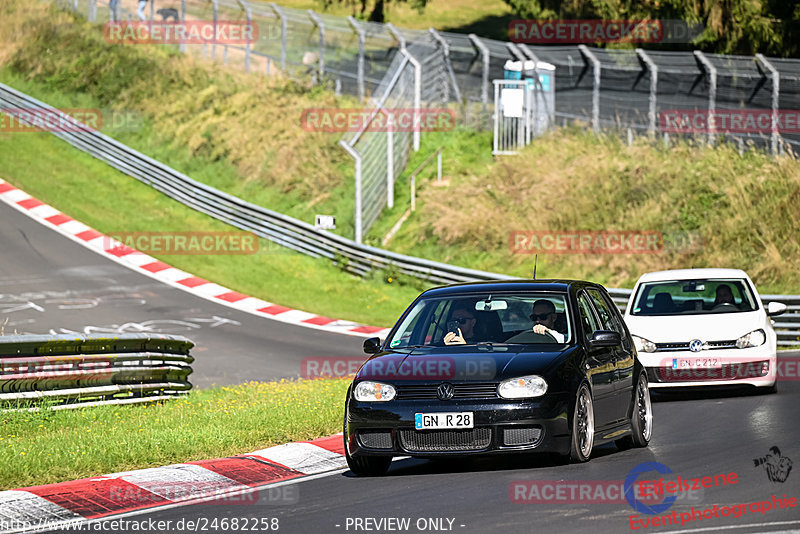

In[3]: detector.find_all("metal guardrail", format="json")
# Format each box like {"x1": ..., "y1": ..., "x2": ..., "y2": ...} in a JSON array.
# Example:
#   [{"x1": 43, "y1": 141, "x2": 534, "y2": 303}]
[
  {"x1": 0, "y1": 333, "x2": 194, "y2": 410},
  {"x1": 1, "y1": 82, "x2": 798, "y2": 346}
]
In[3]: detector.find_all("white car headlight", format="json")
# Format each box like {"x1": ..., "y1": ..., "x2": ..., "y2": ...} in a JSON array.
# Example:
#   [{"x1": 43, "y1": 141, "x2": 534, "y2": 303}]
[
  {"x1": 354, "y1": 381, "x2": 396, "y2": 402},
  {"x1": 632, "y1": 335, "x2": 657, "y2": 353},
  {"x1": 498, "y1": 375, "x2": 548, "y2": 399},
  {"x1": 736, "y1": 329, "x2": 766, "y2": 349}
]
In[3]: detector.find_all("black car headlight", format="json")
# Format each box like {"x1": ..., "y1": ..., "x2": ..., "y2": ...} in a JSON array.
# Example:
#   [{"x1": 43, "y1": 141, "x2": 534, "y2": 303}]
[
  {"x1": 736, "y1": 329, "x2": 766, "y2": 349},
  {"x1": 498, "y1": 375, "x2": 547, "y2": 399},
  {"x1": 353, "y1": 381, "x2": 396, "y2": 402}
]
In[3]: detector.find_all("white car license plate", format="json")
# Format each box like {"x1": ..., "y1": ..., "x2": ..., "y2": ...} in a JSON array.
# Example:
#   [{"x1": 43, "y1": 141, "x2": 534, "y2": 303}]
[
  {"x1": 673, "y1": 358, "x2": 720, "y2": 369},
  {"x1": 415, "y1": 412, "x2": 473, "y2": 430}
]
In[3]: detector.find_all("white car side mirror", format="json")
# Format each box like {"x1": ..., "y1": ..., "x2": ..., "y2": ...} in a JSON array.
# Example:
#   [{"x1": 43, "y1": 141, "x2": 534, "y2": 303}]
[{"x1": 767, "y1": 302, "x2": 787, "y2": 317}]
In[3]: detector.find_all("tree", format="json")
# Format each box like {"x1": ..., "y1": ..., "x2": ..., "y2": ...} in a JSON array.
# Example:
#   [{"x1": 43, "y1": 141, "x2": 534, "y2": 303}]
[
  {"x1": 502, "y1": 0, "x2": 800, "y2": 56},
  {"x1": 322, "y1": 0, "x2": 431, "y2": 23}
]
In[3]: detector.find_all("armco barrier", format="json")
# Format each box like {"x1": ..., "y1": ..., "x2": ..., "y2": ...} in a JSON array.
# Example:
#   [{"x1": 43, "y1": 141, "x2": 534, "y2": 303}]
[
  {"x1": 0, "y1": 83, "x2": 797, "y2": 346},
  {"x1": 0, "y1": 333, "x2": 194, "y2": 410}
]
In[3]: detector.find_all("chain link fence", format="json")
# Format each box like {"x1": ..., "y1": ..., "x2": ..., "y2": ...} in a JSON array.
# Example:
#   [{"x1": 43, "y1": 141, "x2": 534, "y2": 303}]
[{"x1": 58, "y1": 0, "x2": 800, "y2": 242}]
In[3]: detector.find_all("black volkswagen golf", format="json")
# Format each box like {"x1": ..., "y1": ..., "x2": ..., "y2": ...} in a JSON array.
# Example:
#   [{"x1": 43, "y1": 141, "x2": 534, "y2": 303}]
[{"x1": 344, "y1": 280, "x2": 652, "y2": 476}]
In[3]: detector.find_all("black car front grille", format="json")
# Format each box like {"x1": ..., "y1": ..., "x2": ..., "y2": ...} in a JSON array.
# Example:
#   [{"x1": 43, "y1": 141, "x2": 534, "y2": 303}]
[
  {"x1": 358, "y1": 430, "x2": 393, "y2": 449},
  {"x1": 399, "y1": 428, "x2": 492, "y2": 452},
  {"x1": 394, "y1": 383, "x2": 498, "y2": 400},
  {"x1": 503, "y1": 426, "x2": 542, "y2": 446}
]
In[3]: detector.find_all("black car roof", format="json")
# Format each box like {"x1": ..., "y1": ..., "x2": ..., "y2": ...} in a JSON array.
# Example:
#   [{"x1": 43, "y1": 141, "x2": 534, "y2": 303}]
[{"x1": 420, "y1": 279, "x2": 603, "y2": 297}]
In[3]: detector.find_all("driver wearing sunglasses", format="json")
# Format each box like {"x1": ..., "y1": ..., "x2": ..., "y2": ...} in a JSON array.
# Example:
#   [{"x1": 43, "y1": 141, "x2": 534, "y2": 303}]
[{"x1": 530, "y1": 299, "x2": 565, "y2": 342}]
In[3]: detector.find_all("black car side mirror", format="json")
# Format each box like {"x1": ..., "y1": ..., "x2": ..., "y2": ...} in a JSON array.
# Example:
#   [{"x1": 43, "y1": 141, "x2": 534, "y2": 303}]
[
  {"x1": 363, "y1": 337, "x2": 382, "y2": 354},
  {"x1": 588, "y1": 330, "x2": 621, "y2": 350}
]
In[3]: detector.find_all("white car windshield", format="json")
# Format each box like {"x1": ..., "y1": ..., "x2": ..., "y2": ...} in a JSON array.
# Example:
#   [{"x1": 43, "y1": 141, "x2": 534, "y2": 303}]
[
  {"x1": 386, "y1": 293, "x2": 572, "y2": 348},
  {"x1": 630, "y1": 278, "x2": 758, "y2": 316}
]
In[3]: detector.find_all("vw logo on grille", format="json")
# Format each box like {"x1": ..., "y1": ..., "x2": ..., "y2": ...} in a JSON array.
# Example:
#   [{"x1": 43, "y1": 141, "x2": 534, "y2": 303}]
[
  {"x1": 689, "y1": 339, "x2": 704, "y2": 352},
  {"x1": 437, "y1": 383, "x2": 454, "y2": 400}
]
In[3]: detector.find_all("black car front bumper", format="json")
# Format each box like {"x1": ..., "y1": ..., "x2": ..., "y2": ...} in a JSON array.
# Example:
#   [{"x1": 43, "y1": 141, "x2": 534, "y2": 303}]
[{"x1": 345, "y1": 392, "x2": 572, "y2": 458}]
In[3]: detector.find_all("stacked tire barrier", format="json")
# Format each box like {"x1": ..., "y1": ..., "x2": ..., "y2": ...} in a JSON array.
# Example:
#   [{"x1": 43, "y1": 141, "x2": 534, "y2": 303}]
[{"x1": 0, "y1": 334, "x2": 194, "y2": 410}]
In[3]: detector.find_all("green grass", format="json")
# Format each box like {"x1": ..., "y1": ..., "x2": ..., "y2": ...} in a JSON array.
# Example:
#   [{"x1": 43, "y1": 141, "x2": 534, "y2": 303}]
[
  {"x1": 0, "y1": 378, "x2": 350, "y2": 490},
  {"x1": 0, "y1": 128, "x2": 425, "y2": 327}
]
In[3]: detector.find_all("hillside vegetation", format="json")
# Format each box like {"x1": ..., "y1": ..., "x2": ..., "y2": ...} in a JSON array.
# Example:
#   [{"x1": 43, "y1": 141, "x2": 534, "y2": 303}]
[{"x1": 378, "y1": 128, "x2": 800, "y2": 294}]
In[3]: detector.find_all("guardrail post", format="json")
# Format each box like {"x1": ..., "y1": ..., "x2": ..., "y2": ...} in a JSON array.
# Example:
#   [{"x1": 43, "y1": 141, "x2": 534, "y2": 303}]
[
  {"x1": 270, "y1": 3, "x2": 287, "y2": 71},
  {"x1": 237, "y1": 0, "x2": 252, "y2": 72},
  {"x1": 578, "y1": 45, "x2": 601, "y2": 133},
  {"x1": 308, "y1": 10, "x2": 325, "y2": 83},
  {"x1": 755, "y1": 53, "x2": 780, "y2": 156},
  {"x1": 468, "y1": 34, "x2": 490, "y2": 112},
  {"x1": 429, "y1": 28, "x2": 462, "y2": 103},
  {"x1": 694, "y1": 51, "x2": 717, "y2": 145},
  {"x1": 347, "y1": 16, "x2": 366, "y2": 101},
  {"x1": 340, "y1": 140, "x2": 363, "y2": 243},
  {"x1": 636, "y1": 48, "x2": 658, "y2": 136}
]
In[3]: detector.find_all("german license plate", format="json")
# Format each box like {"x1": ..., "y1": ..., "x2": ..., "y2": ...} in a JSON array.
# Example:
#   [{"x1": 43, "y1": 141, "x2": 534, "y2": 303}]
[
  {"x1": 415, "y1": 412, "x2": 473, "y2": 430},
  {"x1": 673, "y1": 358, "x2": 720, "y2": 369}
]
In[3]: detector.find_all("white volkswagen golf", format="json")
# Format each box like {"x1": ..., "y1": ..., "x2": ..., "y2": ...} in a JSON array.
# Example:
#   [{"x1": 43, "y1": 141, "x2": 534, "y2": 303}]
[{"x1": 623, "y1": 268, "x2": 786, "y2": 392}]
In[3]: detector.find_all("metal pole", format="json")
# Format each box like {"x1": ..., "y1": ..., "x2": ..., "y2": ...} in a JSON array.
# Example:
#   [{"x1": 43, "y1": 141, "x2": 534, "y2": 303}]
[
  {"x1": 179, "y1": 0, "x2": 186, "y2": 54},
  {"x1": 493, "y1": 80, "x2": 500, "y2": 155},
  {"x1": 237, "y1": 0, "x2": 252, "y2": 73},
  {"x1": 88, "y1": 0, "x2": 96, "y2": 21},
  {"x1": 506, "y1": 42, "x2": 527, "y2": 62},
  {"x1": 385, "y1": 109, "x2": 394, "y2": 209},
  {"x1": 348, "y1": 16, "x2": 365, "y2": 102},
  {"x1": 437, "y1": 150, "x2": 442, "y2": 181},
  {"x1": 270, "y1": 3, "x2": 287, "y2": 71},
  {"x1": 211, "y1": 0, "x2": 218, "y2": 61},
  {"x1": 429, "y1": 28, "x2": 462, "y2": 103},
  {"x1": 308, "y1": 10, "x2": 325, "y2": 81},
  {"x1": 694, "y1": 51, "x2": 717, "y2": 145},
  {"x1": 578, "y1": 45, "x2": 601, "y2": 134},
  {"x1": 469, "y1": 34, "x2": 490, "y2": 111},
  {"x1": 756, "y1": 53, "x2": 780, "y2": 156},
  {"x1": 636, "y1": 48, "x2": 658, "y2": 136},
  {"x1": 340, "y1": 140, "x2": 363, "y2": 244}
]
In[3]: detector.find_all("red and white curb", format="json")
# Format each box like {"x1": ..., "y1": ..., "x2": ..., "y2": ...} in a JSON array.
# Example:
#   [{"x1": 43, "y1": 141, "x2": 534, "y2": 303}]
[
  {"x1": 0, "y1": 434, "x2": 346, "y2": 534},
  {"x1": 0, "y1": 179, "x2": 390, "y2": 339}
]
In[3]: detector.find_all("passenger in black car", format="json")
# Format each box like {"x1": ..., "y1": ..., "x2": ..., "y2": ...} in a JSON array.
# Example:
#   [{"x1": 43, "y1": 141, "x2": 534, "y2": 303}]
[{"x1": 443, "y1": 304, "x2": 478, "y2": 345}]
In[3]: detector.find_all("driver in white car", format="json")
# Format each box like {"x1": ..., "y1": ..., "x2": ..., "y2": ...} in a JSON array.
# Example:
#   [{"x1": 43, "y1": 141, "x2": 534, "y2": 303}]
[
  {"x1": 713, "y1": 284, "x2": 738, "y2": 309},
  {"x1": 530, "y1": 299, "x2": 566, "y2": 342}
]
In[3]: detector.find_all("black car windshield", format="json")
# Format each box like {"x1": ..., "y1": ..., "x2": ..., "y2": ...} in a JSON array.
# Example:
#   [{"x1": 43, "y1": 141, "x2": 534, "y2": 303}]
[
  {"x1": 386, "y1": 293, "x2": 572, "y2": 348},
  {"x1": 630, "y1": 278, "x2": 758, "y2": 316}
]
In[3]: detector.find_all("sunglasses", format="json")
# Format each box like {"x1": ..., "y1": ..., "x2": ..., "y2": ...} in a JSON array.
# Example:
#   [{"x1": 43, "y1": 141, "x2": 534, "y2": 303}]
[
  {"x1": 455, "y1": 316, "x2": 474, "y2": 324},
  {"x1": 530, "y1": 312, "x2": 554, "y2": 321}
]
